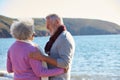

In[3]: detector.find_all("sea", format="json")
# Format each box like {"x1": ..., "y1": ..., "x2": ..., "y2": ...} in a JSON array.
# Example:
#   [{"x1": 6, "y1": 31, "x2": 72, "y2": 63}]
[{"x1": 0, "y1": 35, "x2": 120, "y2": 80}]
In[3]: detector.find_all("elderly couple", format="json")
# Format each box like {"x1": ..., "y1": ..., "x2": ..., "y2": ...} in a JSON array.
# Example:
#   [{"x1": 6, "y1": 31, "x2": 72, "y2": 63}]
[{"x1": 7, "y1": 14, "x2": 75, "y2": 80}]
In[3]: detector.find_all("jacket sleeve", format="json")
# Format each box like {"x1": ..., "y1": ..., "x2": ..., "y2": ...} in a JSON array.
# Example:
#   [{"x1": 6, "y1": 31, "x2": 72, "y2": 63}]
[
  {"x1": 57, "y1": 34, "x2": 75, "y2": 68},
  {"x1": 7, "y1": 50, "x2": 13, "y2": 73},
  {"x1": 29, "y1": 58, "x2": 64, "y2": 77}
]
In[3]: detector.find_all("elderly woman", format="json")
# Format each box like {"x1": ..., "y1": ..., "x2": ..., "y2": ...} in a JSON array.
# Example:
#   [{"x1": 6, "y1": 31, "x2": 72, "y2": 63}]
[{"x1": 7, "y1": 20, "x2": 64, "y2": 80}]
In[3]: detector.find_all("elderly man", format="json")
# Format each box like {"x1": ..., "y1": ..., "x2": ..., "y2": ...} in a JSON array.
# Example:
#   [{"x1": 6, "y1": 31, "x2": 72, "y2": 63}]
[{"x1": 30, "y1": 14, "x2": 75, "y2": 80}]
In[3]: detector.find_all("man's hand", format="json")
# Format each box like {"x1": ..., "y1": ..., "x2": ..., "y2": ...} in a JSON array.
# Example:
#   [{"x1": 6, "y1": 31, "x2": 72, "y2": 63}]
[
  {"x1": 29, "y1": 50, "x2": 45, "y2": 61},
  {"x1": 64, "y1": 67, "x2": 69, "y2": 73}
]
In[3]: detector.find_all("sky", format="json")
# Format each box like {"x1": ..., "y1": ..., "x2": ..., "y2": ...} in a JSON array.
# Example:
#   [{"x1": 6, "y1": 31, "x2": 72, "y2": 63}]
[{"x1": 0, "y1": 0, "x2": 120, "y2": 25}]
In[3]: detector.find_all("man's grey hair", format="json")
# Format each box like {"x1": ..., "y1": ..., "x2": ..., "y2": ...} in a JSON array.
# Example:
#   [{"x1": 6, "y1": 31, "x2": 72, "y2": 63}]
[
  {"x1": 10, "y1": 19, "x2": 35, "y2": 40},
  {"x1": 46, "y1": 14, "x2": 64, "y2": 24}
]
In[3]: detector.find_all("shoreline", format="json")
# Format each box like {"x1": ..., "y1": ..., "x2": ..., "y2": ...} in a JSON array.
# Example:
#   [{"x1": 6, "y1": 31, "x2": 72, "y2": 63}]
[{"x1": 0, "y1": 71, "x2": 120, "y2": 80}]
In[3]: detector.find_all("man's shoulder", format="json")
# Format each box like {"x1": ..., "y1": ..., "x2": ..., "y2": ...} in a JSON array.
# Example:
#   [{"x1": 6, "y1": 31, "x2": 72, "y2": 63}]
[
  {"x1": 57, "y1": 31, "x2": 74, "y2": 44},
  {"x1": 60, "y1": 31, "x2": 72, "y2": 38}
]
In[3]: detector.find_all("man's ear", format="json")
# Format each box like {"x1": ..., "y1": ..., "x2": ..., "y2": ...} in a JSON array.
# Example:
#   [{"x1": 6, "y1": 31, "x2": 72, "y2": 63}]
[{"x1": 56, "y1": 19, "x2": 60, "y2": 24}]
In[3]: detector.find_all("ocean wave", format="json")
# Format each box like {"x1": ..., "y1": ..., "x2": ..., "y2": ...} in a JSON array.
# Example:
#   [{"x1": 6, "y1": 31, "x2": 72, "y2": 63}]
[
  {"x1": 71, "y1": 72, "x2": 120, "y2": 80},
  {"x1": 0, "y1": 71, "x2": 120, "y2": 80},
  {"x1": 0, "y1": 70, "x2": 13, "y2": 79}
]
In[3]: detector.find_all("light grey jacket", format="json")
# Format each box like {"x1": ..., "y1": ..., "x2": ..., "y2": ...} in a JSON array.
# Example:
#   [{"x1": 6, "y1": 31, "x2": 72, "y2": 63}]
[{"x1": 48, "y1": 31, "x2": 75, "y2": 80}]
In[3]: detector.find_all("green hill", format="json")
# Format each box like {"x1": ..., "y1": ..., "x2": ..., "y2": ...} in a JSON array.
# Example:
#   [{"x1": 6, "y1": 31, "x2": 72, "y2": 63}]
[
  {"x1": 0, "y1": 15, "x2": 120, "y2": 38},
  {"x1": 63, "y1": 18, "x2": 120, "y2": 35},
  {"x1": 0, "y1": 15, "x2": 13, "y2": 38}
]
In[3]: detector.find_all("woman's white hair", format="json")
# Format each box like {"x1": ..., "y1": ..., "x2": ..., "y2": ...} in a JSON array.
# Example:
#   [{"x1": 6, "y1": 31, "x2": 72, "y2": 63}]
[
  {"x1": 10, "y1": 19, "x2": 35, "y2": 40},
  {"x1": 46, "y1": 14, "x2": 64, "y2": 24}
]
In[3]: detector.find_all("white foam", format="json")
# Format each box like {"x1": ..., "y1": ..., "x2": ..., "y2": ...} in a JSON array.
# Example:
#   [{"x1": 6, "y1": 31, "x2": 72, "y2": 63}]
[
  {"x1": 0, "y1": 70, "x2": 13, "y2": 79},
  {"x1": 1, "y1": 71, "x2": 120, "y2": 80},
  {"x1": 71, "y1": 72, "x2": 120, "y2": 80}
]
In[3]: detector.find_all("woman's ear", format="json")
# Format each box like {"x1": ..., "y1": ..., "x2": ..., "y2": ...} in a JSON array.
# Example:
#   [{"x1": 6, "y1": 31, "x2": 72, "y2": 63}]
[{"x1": 29, "y1": 34, "x2": 34, "y2": 40}]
